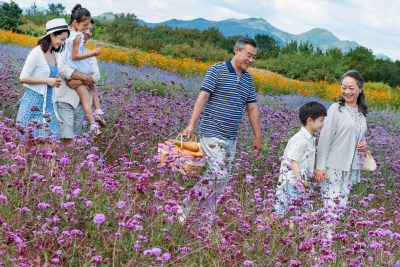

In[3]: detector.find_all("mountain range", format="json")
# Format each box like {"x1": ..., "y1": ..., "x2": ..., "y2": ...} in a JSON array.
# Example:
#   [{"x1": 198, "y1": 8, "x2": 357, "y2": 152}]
[
  {"x1": 134, "y1": 17, "x2": 361, "y2": 54},
  {"x1": 96, "y1": 13, "x2": 363, "y2": 54}
]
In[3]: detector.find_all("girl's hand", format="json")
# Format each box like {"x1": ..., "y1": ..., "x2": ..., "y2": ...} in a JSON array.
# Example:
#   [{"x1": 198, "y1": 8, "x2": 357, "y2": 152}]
[
  {"x1": 357, "y1": 140, "x2": 367, "y2": 152},
  {"x1": 92, "y1": 48, "x2": 101, "y2": 56}
]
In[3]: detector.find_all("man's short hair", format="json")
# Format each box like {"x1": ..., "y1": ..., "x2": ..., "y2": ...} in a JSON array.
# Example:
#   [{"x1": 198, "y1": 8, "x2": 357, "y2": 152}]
[
  {"x1": 299, "y1": 101, "x2": 327, "y2": 126},
  {"x1": 90, "y1": 18, "x2": 94, "y2": 25},
  {"x1": 233, "y1": 37, "x2": 258, "y2": 53}
]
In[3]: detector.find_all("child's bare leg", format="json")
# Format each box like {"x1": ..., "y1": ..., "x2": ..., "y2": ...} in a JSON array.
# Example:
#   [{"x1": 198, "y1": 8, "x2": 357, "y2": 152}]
[
  {"x1": 88, "y1": 83, "x2": 101, "y2": 110},
  {"x1": 88, "y1": 84, "x2": 106, "y2": 127},
  {"x1": 75, "y1": 84, "x2": 94, "y2": 123}
]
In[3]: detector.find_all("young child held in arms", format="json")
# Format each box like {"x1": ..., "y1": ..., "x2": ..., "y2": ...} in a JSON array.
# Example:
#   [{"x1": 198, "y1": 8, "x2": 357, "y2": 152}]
[
  {"x1": 64, "y1": 4, "x2": 105, "y2": 136},
  {"x1": 274, "y1": 101, "x2": 327, "y2": 217}
]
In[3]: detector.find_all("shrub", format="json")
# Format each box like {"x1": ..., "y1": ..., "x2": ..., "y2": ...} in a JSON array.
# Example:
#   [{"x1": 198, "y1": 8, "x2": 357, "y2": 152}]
[{"x1": 161, "y1": 42, "x2": 230, "y2": 62}]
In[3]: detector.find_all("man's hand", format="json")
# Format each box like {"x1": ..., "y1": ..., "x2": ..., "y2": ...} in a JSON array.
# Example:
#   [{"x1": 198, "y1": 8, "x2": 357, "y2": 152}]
[
  {"x1": 82, "y1": 73, "x2": 95, "y2": 86},
  {"x1": 66, "y1": 79, "x2": 84, "y2": 89},
  {"x1": 253, "y1": 137, "x2": 261, "y2": 156},
  {"x1": 314, "y1": 169, "x2": 327, "y2": 183},
  {"x1": 182, "y1": 125, "x2": 195, "y2": 138}
]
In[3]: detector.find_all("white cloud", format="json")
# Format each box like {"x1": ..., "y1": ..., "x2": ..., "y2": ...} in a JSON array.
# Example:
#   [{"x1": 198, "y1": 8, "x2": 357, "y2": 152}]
[{"x1": 213, "y1": 6, "x2": 250, "y2": 19}]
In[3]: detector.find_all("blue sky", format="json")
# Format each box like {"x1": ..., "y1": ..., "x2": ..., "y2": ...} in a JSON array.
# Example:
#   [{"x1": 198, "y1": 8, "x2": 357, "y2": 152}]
[{"x1": 12, "y1": 0, "x2": 400, "y2": 60}]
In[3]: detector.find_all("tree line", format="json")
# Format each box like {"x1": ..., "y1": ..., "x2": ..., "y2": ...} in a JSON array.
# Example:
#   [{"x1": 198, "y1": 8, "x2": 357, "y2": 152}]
[{"x1": 1, "y1": 1, "x2": 399, "y2": 87}]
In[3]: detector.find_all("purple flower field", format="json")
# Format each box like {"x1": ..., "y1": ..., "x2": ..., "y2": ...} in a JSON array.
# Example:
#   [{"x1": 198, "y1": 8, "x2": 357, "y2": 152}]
[{"x1": 0, "y1": 44, "x2": 399, "y2": 266}]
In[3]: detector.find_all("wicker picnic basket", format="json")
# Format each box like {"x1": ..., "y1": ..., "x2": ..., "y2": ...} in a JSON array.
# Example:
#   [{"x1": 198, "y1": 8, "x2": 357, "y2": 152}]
[{"x1": 158, "y1": 133, "x2": 208, "y2": 176}]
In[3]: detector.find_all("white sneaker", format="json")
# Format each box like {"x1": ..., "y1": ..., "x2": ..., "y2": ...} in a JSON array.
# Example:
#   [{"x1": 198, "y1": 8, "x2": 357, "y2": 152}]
[
  {"x1": 94, "y1": 114, "x2": 106, "y2": 128},
  {"x1": 90, "y1": 122, "x2": 103, "y2": 138},
  {"x1": 177, "y1": 204, "x2": 186, "y2": 224}
]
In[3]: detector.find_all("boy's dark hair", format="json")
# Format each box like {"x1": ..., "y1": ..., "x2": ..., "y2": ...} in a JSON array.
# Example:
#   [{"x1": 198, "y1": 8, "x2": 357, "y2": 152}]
[
  {"x1": 299, "y1": 101, "x2": 327, "y2": 126},
  {"x1": 69, "y1": 4, "x2": 91, "y2": 25},
  {"x1": 38, "y1": 29, "x2": 70, "y2": 53}
]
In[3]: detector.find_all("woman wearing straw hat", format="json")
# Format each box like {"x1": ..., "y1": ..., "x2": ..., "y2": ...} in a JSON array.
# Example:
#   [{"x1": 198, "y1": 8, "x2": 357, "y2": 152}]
[{"x1": 16, "y1": 18, "x2": 70, "y2": 150}]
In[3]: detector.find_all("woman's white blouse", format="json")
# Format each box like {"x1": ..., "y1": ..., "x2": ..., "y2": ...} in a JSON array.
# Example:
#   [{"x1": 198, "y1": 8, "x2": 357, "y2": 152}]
[
  {"x1": 316, "y1": 102, "x2": 367, "y2": 171},
  {"x1": 19, "y1": 45, "x2": 60, "y2": 121},
  {"x1": 19, "y1": 45, "x2": 58, "y2": 95}
]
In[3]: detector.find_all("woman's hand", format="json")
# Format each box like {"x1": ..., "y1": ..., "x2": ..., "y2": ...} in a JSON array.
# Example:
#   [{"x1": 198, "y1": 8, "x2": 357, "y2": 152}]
[
  {"x1": 314, "y1": 169, "x2": 327, "y2": 183},
  {"x1": 46, "y1": 78, "x2": 61, "y2": 87},
  {"x1": 357, "y1": 140, "x2": 367, "y2": 152}
]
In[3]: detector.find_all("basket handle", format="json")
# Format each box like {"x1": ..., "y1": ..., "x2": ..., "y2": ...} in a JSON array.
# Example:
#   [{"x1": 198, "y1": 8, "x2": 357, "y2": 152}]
[
  {"x1": 178, "y1": 133, "x2": 197, "y2": 143},
  {"x1": 173, "y1": 133, "x2": 184, "y2": 149},
  {"x1": 189, "y1": 135, "x2": 197, "y2": 143},
  {"x1": 177, "y1": 133, "x2": 198, "y2": 144}
]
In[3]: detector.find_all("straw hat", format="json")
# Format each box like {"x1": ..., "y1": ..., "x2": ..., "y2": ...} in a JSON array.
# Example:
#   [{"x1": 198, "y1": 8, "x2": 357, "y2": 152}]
[{"x1": 41, "y1": 18, "x2": 70, "y2": 38}]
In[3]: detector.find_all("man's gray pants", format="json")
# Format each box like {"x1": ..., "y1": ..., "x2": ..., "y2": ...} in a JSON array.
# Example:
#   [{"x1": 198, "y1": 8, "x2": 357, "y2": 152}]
[{"x1": 183, "y1": 136, "x2": 237, "y2": 223}]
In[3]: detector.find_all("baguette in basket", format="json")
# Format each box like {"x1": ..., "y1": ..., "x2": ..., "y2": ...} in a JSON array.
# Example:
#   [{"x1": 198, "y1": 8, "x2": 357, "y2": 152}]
[
  {"x1": 166, "y1": 139, "x2": 199, "y2": 152},
  {"x1": 165, "y1": 140, "x2": 205, "y2": 157}
]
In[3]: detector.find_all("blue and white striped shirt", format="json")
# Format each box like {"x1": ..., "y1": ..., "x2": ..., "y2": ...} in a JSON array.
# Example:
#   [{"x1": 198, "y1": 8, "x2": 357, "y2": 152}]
[{"x1": 199, "y1": 60, "x2": 257, "y2": 140}]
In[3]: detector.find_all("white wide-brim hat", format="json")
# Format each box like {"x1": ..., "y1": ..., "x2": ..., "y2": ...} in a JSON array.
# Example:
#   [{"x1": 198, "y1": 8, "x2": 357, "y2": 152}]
[{"x1": 41, "y1": 18, "x2": 70, "y2": 39}]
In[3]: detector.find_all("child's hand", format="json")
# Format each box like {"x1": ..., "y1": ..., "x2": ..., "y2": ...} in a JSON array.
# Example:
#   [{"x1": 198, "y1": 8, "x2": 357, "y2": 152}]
[
  {"x1": 92, "y1": 48, "x2": 101, "y2": 56},
  {"x1": 54, "y1": 77, "x2": 62, "y2": 88}
]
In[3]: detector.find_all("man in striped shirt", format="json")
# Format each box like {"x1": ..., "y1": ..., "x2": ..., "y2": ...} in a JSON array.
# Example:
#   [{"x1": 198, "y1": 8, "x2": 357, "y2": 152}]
[{"x1": 180, "y1": 37, "x2": 261, "y2": 224}]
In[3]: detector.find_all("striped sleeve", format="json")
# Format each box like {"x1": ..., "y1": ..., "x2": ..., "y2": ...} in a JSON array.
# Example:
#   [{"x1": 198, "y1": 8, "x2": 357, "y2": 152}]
[
  {"x1": 246, "y1": 75, "x2": 257, "y2": 103},
  {"x1": 200, "y1": 65, "x2": 219, "y2": 94}
]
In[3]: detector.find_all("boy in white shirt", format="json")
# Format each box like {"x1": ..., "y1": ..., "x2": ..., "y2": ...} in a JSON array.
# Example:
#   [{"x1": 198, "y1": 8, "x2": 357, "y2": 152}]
[{"x1": 274, "y1": 101, "x2": 327, "y2": 217}]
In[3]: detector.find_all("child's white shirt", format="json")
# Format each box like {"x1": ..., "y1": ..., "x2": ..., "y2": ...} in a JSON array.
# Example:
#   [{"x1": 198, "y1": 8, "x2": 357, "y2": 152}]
[{"x1": 278, "y1": 127, "x2": 316, "y2": 186}]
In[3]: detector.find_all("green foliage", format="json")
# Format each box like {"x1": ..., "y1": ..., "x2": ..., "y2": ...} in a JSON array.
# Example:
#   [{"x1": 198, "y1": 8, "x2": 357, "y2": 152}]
[
  {"x1": 47, "y1": 3, "x2": 65, "y2": 16},
  {"x1": 325, "y1": 47, "x2": 343, "y2": 60},
  {"x1": 347, "y1": 46, "x2": 374, "y2": 62},
  {"x1": 161, "y1": 42, "x2": 230, "y2": 61},
  {"x1": 298, "y1": 42, "x2": 314, "y2": 56},
  {"x1": 281, "y1": 41, "x2": 298, "y2": 55},
  {"x1": 255, "y1": 34, "x2": 280, "y2": 59},
  {"x1": 17, "y1": 2, "x2": 69, "y2": 36},
  {"x1": 253, "y1": 53, "x2": 349, "y2": 82},
  {"x1": 114, "y1": 13, "x2": 137, "y2": 21},
  {"x1": 364, "y1": 81, "x2": 393, "y2": 91},
  {"x1": 17, "y1": 17, "x2": 46, "y2": 37},
  {"x1": 346, "y1": 47, "x2": 400, "y2": 87},
  {"x1": 105, "y1": 14, "x2": 138, "y2": 46},
  {"x1": 0, "y1": 0, "x2": 23, "y2": 31},
  {"x1": 201, "y1": 27, "x2": 224, "y2": 43},
  {"x1": 23, "y1": 3, "x2": 47, "y2": 25}
]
